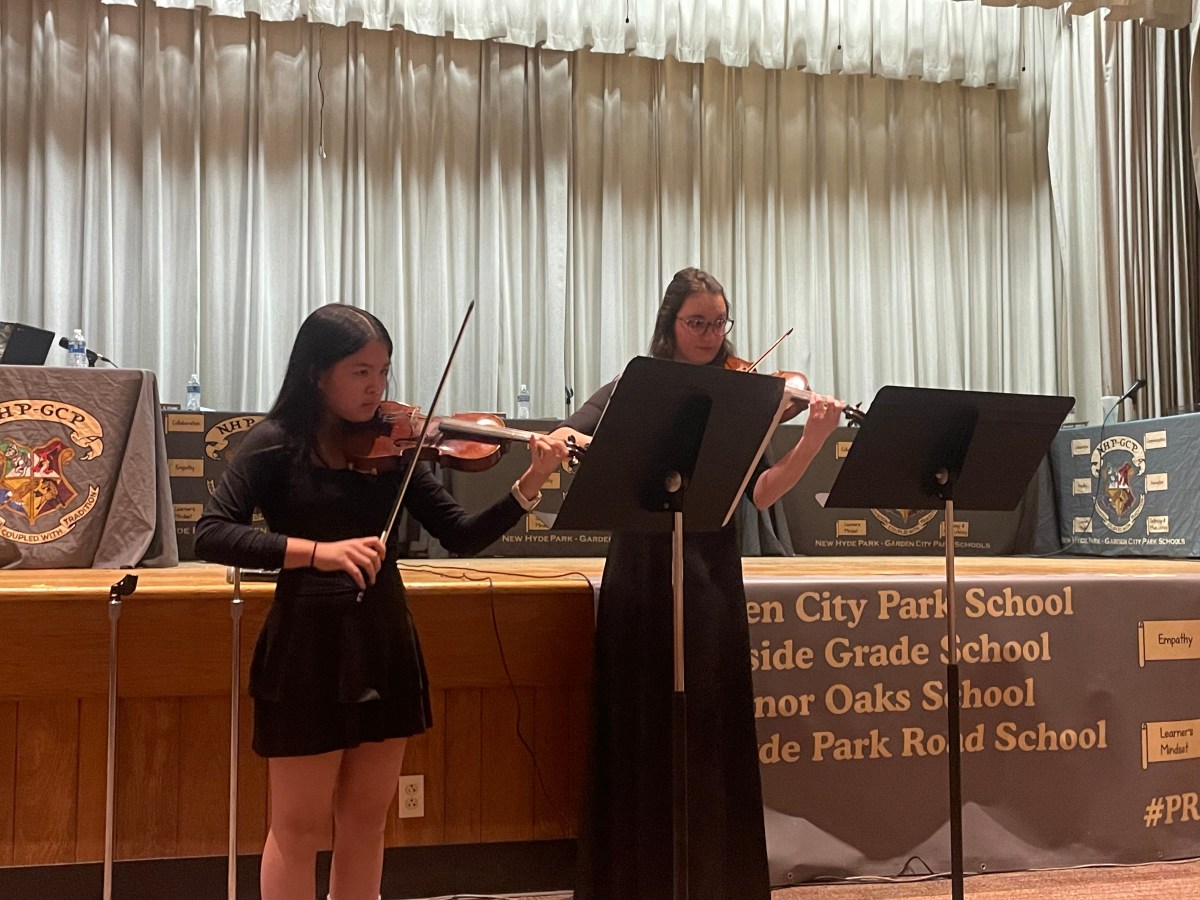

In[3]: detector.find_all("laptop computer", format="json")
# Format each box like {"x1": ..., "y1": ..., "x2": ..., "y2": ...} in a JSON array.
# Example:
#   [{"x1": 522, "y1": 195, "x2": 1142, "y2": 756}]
[{"x1": 0, "y1": 322, "x2": 55, "y2": 365}]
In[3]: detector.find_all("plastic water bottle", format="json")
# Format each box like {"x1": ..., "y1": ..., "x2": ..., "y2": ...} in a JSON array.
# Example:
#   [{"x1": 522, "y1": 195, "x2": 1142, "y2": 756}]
[
  {"x1": 516, "y1": 383, "x2": 531, "y2": 419},
  {"x1": 185, "y1": 373, "x2": 202, "y2": 411},
  {"x1": 67, "y1": 329, "x2": 88, "y2": 367}
]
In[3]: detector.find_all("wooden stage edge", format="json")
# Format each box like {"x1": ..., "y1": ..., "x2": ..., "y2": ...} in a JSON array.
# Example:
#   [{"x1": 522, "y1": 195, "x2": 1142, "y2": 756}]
[{"x1": 4, "y1": 553, "x2": 1200, "y2": 599}]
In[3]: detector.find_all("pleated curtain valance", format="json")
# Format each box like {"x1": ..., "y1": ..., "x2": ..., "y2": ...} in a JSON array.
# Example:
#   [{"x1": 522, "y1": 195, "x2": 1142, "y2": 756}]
[
  {"x1": 97, "y1": 0, "x2": 1029, "y2": 86},
  {"x1": 963, "y1": 0, "x2": 1193, "y2": 29}
]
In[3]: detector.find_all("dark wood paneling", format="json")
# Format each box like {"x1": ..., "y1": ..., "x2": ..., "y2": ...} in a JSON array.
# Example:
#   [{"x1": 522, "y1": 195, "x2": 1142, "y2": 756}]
[
  {"x1": 568, "y1": 684, "x2": 590, "y2": 823},
  {"x1": 0, "y1": 564, "x2": 594, "y2": 863},
  {"x1": 0, "y1": 702, "x2": 17, "y2": 866},
  {"x1": 178, "y1": 697, "x2": 229, "y2": 857},
  {"x1": 533, "y1": 687, "x2": 574, "y2": 840},
  {"x1": 391, "y1": 689, "x2": 445, "y2": 847},
  {"x1": 115, "y1": 699, "x2": 180, "y2": 859},
  {"x1": 13, "y1": 700, "x2": 78, "y2": 865},
  {"x1": 237, "y1": 696, "x2": 268, "y2": 855},
  {"x1": 410, "y1": 592, "x2": 593, "y2": 688},
  {"x1": 481, "y1": 687, "x2": 535, "y2": 842},
  {"x1": 75, "y1": 697, "x2": 107, "y2": 862},
  {"x1": 442, "y1": 689, "x2": 482, "y2": 844},
  {"x1": 0, "y1": 603, "x2": 109, "y2": 699}
]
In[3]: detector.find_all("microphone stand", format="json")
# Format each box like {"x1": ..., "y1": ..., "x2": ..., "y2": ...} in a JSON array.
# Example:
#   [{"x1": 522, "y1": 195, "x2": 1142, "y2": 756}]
[
  {"x1": 103, "y1": 574, "x2": 139, "y2": 900},
  {"x1": 57, "y1": 337, "x2": 117, "y2": 367}
]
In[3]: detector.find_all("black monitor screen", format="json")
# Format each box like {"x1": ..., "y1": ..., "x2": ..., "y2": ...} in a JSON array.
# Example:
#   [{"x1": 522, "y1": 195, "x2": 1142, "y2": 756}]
[{"x1": 0, "y1": 322, "x2": 55, "y2": 365}]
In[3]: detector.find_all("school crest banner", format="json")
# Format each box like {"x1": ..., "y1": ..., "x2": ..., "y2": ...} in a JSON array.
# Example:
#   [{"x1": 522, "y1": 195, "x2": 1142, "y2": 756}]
[
  {"x1": 0, "y1": 367, "x2": 177, "y2": 568},
  {"x1": 1050, "y1": 412, "x2": 1200, "y2": 557}
]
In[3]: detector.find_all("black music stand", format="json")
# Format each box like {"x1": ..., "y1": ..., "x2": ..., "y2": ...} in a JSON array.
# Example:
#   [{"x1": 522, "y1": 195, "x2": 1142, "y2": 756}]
[
  {"x1": 555, "y1": 355, "x2": 784, "y2": 900},
  {"x1": 825, "y1": 385, "x2": 1073, "y2": 900}
]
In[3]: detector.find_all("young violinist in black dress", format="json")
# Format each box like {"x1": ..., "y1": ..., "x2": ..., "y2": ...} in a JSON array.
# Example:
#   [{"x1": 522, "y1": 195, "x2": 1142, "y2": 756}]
[
  {"x1": 195, "y1": 303, "x2": 569, "y2": 900},
  {"x1": 555, "y1": 267, "x2": 845, "y2": 900}
]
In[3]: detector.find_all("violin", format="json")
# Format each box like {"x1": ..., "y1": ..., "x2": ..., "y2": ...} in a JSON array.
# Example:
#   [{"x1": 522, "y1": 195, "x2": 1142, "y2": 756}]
[
  {"x1": 343, "y1": 400, "x2": 585, "y2": 473},
  {"x1": 723, "y1": 355, "x2": 865, "y2": 425}
]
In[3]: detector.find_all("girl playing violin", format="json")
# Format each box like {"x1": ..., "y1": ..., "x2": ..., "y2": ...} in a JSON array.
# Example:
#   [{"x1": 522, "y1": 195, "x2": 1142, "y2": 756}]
[
  {"x1": 555, "y1": 267, "x2": 845, "y2": 900},
  {"x1": 195, "y1": 304, "x2": 569, "y2": 900}
]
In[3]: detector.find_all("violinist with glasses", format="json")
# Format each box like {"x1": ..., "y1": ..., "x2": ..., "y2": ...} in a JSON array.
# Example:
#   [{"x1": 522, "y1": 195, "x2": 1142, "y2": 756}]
[{"x1": 553, "y1": 267, "x2": 846, "y2": 900}]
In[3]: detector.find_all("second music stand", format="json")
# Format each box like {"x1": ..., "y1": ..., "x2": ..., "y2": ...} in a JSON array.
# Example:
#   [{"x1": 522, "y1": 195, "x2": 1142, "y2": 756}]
[
  {"x1": 825, "y1": 384, "x2": 1073, "y2": 900},
  {"x1": 555, "y1": 355, "x2": 784, "y2": 900}
]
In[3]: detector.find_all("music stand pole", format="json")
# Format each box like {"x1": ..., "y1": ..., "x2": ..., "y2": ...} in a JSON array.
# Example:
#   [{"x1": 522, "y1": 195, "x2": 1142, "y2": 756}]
[
  {"x1": 669, "y1": 498, "x2": 688, "y2": 900},
  {"x1": 228, "y1": 568, "x2": 243, "y2": 900},
  {"x1": 938, "y1": 485, "x2": 964, "y2": 900}
]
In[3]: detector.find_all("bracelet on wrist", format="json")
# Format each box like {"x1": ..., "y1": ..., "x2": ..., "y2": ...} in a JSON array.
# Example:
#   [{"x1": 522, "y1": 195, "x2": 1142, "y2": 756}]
[{"x1": 510, "y1": 479, "x2": 543, "y2": 512}]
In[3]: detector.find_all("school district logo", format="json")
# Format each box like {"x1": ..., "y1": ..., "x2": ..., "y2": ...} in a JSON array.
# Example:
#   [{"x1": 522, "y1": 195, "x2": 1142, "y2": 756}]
[
  {"x1": 204, "y1": 415, "x2": 262, "y2": 462},
  {"x1": 205, "y1": 415, "x2": 263, "y2": 495},
  {"x1": 871, "y1": 508, "x2": 938, "y2": 536},
  {"x1": 1091, "y1": 435, "x2": 1146, "y2": 533},
  {"x1": 0, "y1": 400, "x2": 103, "y2": 543},
  {"x1": 204, "y1": 415, "x2": 265, "y2": 526}
]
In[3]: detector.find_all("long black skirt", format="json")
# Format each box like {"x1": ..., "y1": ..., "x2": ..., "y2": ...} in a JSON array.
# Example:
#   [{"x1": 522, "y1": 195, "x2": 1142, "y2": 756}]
[{"x1": 574, "y1": 528, "x2": 770, "y2": 900}]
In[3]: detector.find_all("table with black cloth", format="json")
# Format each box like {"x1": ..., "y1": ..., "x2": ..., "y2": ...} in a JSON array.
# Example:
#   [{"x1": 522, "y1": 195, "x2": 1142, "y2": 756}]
[
  {"x1": 440, "y1": 421, "x2": 1059, "y2": 558},
  {"x1": 166, "y1": 415, "x2": 1066, "y2": 561}
]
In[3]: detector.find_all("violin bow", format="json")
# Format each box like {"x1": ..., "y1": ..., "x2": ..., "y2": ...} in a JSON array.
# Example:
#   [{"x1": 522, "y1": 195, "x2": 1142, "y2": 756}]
[
  {"x1": 747, "y1": 327, "x2": 794, "y2": 371},
  {"x1": 748, "y1": 326, "x2": 867, "y2": 426},
  {"x1": 360, "y1": 300, "x2": 476, "y2": 600}
]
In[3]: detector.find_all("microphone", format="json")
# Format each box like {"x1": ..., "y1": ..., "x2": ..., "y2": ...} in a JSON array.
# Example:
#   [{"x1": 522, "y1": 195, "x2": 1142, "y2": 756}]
[
  {"x1": 1105, "y1": 376, "x2": 1147, "y2": 422},
  {"x1": 1117, "y1": 376, "x2": 1147, "y2": 404},
  {"x1": 58, "y1": 336, "x2": 116, "y2": 367}
]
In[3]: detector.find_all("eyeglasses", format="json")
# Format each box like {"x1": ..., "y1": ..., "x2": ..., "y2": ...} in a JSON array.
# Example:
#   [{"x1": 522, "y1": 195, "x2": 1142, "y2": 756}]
[{"x1": 676, "y1": 316, "x2": 734, "y2": 336}]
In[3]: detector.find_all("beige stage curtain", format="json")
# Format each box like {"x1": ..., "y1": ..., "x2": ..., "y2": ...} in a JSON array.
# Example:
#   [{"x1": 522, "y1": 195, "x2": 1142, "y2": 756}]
[
  {"x1": 1048, "y1": 13, "x2": 1200, "y2": 420},
  {"x1": 7, "y1": 2, "x2": 1195, "y2": 424}
]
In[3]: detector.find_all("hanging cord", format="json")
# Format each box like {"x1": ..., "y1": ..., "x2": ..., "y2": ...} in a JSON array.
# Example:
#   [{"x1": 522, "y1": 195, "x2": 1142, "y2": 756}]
[
  {"x1": 400, "y1": 562, "x2": 597, "y2": 834},
  {"x1": 317, "y1": 25, "x2": 327, "y2": 159}
]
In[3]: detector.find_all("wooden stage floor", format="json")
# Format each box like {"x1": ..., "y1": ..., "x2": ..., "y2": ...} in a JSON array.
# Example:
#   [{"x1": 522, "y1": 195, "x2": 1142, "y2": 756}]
[{"x1": 488, "y1": 856, "x2": 1200, "y2": 899}]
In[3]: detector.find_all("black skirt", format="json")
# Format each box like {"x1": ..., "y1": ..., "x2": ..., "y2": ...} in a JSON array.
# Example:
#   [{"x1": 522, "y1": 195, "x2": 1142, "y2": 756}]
[
  {"x1": 253, "y1": 694, "x2": 428, "y2": 758},
  {"x1": 249, "y1": 568, "x2": 432, "y2": 758},
  {"x1": 574, "y1": 527, "x2": 771, "y2": 900}
]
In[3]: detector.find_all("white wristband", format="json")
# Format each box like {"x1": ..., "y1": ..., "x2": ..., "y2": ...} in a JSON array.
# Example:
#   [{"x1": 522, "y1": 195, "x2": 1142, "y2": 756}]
[{"x1": 511, "y1": 479, "x2": 543, "y2": 511}]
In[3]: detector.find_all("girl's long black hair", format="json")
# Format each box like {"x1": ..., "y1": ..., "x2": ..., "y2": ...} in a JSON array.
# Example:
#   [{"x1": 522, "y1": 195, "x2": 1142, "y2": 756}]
[{"x1": 267, "y1": 304, "x2": 392, "y2": 441}]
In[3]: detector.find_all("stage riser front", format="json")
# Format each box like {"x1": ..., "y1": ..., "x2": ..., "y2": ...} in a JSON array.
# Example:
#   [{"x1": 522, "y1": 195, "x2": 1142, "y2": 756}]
[
  {"x1": 3, "y1": 556, "x2": 1198, "y2": 881},
  {"x1": 0, "y1": 566, "x2": 595, "y2": 865}
]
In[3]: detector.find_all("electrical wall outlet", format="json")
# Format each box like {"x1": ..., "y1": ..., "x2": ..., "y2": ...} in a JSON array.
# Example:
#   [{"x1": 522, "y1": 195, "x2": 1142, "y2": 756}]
[{"x1": 398, "y1": 774, "x2": 424, "y2": 819}]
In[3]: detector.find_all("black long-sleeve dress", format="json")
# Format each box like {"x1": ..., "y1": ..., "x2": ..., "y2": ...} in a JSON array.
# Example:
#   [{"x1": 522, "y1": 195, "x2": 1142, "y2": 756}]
[
  {"x1": 194, "y1": 418, "x2": 525, "y2": 757},
  {"x1": 563, "y1": 379, "x2": 771, "y2": 900}
]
